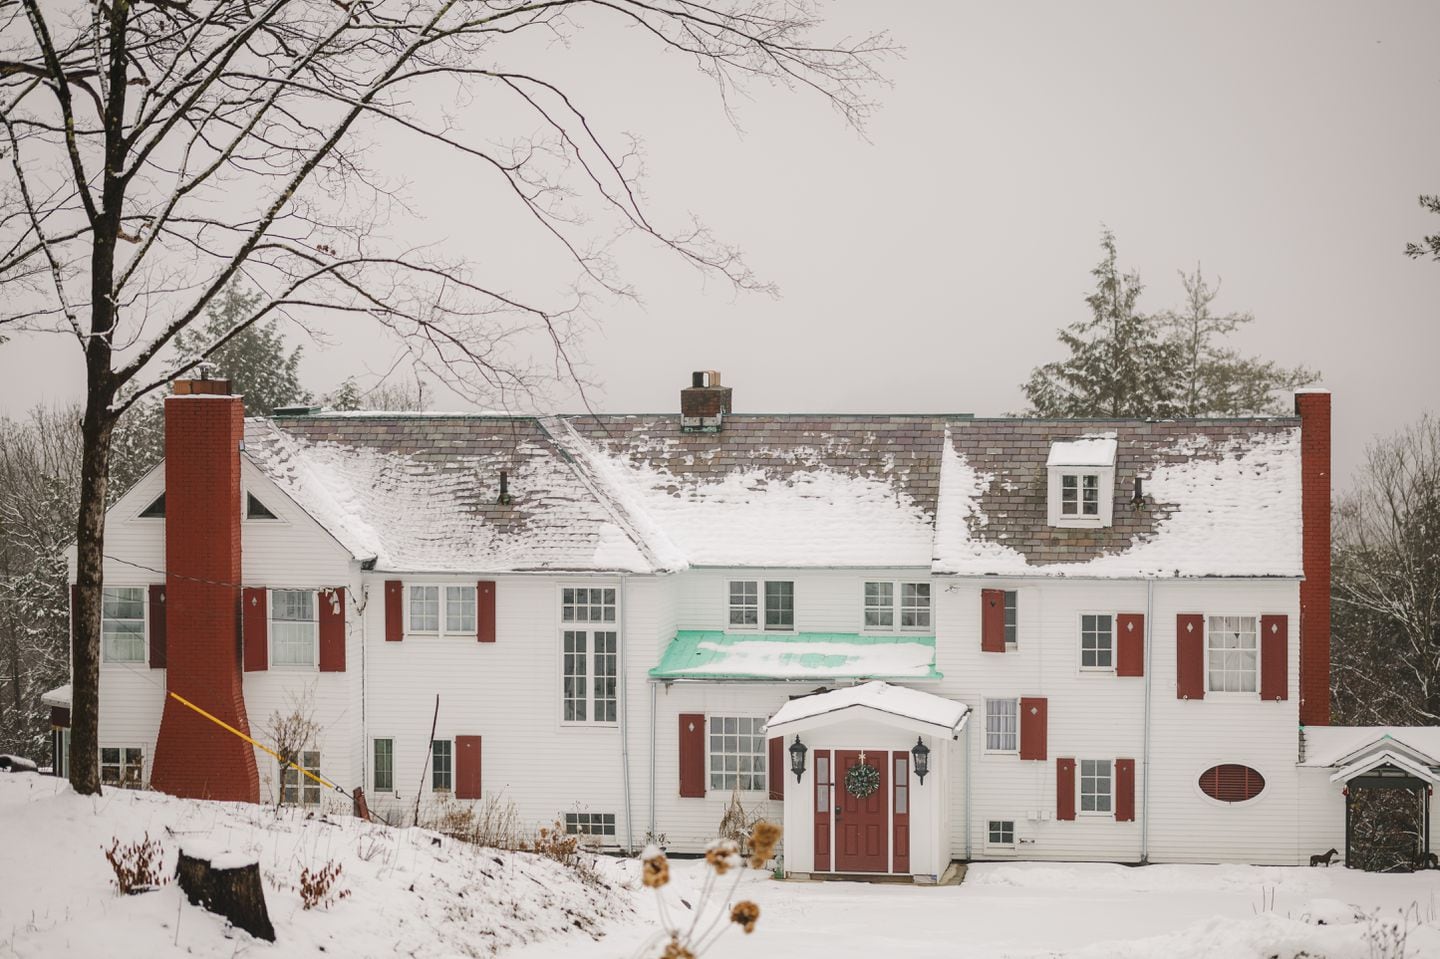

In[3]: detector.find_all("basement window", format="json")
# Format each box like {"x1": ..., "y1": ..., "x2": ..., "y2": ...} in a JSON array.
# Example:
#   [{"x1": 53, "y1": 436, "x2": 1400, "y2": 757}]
[
  {"x1": 987, "y1": 820, "x2": 1015, "y2": 847},
  {"x1": 100, "y1": 746, "x2": 144, "y2": 789},
  {"x1": 246, "y1": 493, "x2": 279, "y2": 519},
  {"x1": 564, "y1": 812, "x2": 616, "y2": 837}
]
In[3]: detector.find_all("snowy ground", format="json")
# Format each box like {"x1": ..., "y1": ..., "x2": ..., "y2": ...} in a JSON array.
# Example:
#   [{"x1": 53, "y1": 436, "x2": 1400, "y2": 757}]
[{"x1": 5, "y1": 773, "x2": 1440, "y2": 959}]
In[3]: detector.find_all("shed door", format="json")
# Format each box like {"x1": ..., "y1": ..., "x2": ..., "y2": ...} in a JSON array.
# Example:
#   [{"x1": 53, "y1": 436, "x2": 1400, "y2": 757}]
[{"x1": 835, "y1": 749, "x2": 889, "y2": 873}]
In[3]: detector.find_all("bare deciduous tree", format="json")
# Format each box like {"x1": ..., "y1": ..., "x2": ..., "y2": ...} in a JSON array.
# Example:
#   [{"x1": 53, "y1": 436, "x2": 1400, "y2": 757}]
[
  {"x1": 264, "y1": 686, "x2": 320, "y2": 808},
  {"x1": 0, "y1": 0, "x2": 887, "y2": 794}
]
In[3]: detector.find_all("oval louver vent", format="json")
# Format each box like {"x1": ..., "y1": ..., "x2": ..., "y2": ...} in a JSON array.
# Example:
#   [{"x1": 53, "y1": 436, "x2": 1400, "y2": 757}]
[{"x1": 1198, "y1": 764, "x2": 1265, "y2": 803}]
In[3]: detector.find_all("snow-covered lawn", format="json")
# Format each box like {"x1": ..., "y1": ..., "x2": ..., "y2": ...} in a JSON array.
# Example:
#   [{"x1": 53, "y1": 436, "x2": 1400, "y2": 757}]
[{"x1": 5, "y1": 771, "x2": 1440, "y2": 958}]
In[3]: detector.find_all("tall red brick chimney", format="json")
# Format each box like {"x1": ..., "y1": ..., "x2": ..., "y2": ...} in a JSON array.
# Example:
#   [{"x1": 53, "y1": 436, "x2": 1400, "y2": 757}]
[
  {"x1": 148, "y1": 375, "x2": 260, "y2": 801},
  {"x1": 1295, "y1": 389, "x2": 1331, "y2": 727}
]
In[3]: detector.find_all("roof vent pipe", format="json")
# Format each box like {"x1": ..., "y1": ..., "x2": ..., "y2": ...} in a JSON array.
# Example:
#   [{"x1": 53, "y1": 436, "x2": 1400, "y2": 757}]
[
  {"x1": 1131, "y1": 476, "x2": 1146, "y2": 508},
  {"x1": 497, "y1": 469, "x2": 512, "y2": 506}
]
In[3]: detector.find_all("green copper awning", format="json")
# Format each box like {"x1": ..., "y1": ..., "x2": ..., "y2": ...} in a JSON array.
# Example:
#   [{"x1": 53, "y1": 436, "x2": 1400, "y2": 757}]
[{"x1": 649, "y1": 630, "x2": 941, "y2": 681}]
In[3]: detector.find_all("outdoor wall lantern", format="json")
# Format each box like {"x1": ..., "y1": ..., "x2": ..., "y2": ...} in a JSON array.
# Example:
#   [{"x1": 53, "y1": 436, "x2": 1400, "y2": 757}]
[
  {"x1": 912, "y1": 736, "x2": 931, "y2": 784},
  {"x1": 788, "y1": 735, "x2": 808, "y2": 783}
]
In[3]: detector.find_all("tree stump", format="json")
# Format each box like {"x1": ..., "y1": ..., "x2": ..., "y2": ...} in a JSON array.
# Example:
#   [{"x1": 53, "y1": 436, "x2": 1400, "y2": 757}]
[{"x1": 176, "y1": 847, "x2": 275, "y2": 942}]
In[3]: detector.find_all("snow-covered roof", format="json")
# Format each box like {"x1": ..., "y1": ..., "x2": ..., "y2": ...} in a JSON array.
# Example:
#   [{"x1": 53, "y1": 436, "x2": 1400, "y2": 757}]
[
  {"x1": 1327, "y1": 749, "x2": 1440, "y2": 786},
  {"x1": 935, "y1": 420, "x2": 1303, "y2": 578},
  {"x1": 766, "y1": 681, "x2": 969, "y2": 734},
  {"x1": 649, "y1": 631, "x2": 940, "y2": 681},
  {"x1": 1302, "y1": 726, "x2": 1440, "y2": 768},
  {"x1": 41, "y1": 685, "x2": 70, "y2": 709},
  {"x1": 1046, "y1": 434, "x2": 1117, "y2": 467}
]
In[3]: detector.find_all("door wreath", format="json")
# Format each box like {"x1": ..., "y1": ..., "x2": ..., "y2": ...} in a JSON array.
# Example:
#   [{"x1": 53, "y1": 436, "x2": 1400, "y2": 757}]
[{"x1": 844, "y1": 760, "x2": 880, "y2": 799}]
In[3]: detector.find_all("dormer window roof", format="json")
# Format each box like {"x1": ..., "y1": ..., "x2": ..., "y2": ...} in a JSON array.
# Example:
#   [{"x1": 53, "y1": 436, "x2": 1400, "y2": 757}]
[{"x1": 1046, "y1": 434, "x2": 1116, "y2": 529}]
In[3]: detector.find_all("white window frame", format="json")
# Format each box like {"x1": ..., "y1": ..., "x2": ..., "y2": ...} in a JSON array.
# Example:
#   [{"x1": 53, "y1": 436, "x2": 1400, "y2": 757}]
[
  {"x1": 563, "y1": 812, "x2": 617, "y2": 838},
  {"x1": 1003, "y1": 589, "x2": 1019, "y2": 648},
  {"x1": 863, "y1": 581, "x2": 894, "y2": 629},
  {"x1": 1079, "y1": 612, "x2": 1115, "y2": 672},
  {"x1": 100, "y1": 586, "x2": 147, "y2": 664},
  {"x1": 281, "y1": 750, "x2": 322, "y2": 806},
  {"x1": 728, "y1": 580, "x2": 760, "y2": 628},
  {"x1": 1079, "y1": 759, "x2": 1113, "y2": 815},
  {"x1": 431, "y1": 739, "x2": 453, "y2": 792},
  {"x1": 560, "y1": 586, "x2": 619, "y2": 726},
  {"x1": 986, "y1": 819, "x2": 1016, "y2": 848},
  {"x1": 726, "y1": 579, "x2": 794, "y2": 632},
  {"x1": 983, "y1": 698, "x2": 1019, "y2": 754},
  {"x1": 100, "y1": 745, "x2": 144, "y2": 789},
  {"x1": 1046, "y1": 467, "x2": 1115, "y2": 528},
  {"x1": 406, "y1": 584, "x2": 478, "y2": 639},
  {"x1": 1205, "y1": 614, "x2": 1260, "y2": 696},
  {"x1": 372, "y1": 737, "x2": 395, "y2": 794},
  {"x1": 270, "y1": 589, "x2": 319, "y2": 668},
  {"x1": 707, "y1": 715, "x2": 768, "y2": 794},
  {"x1": 861, "y1": 580, "x2": 932, "y2": 632}
]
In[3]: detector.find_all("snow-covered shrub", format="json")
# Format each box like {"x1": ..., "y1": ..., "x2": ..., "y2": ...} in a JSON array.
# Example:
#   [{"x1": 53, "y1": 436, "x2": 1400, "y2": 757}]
[
  {"x1": 299, "y1": 860, "x2": 349, "y2": 911},
  {"x1": 103, "y1": 833, "x2": 166, "y2": 895}
]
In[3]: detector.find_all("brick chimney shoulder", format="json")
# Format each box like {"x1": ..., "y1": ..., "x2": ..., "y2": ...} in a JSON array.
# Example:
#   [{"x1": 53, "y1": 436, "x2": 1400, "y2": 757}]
[
  {"x1": 148, "y1": 381, "x2": 260, "y2": 802},
  {"x1": 1295, "y1": 389, "x2": 1331, "y2": 727}
]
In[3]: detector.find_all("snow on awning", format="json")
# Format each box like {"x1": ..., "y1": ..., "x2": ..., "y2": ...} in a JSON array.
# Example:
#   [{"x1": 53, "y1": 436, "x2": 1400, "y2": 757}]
[
  {"x1": 766, "y1": 681, "x2": 969, "y2": 737},
  {"x1": 649, "y1": 631, "x2": 940, "y2": 682},
  {"x1": 1046, "y1": 434, "x2": 1117, "y2": 468},
  {"x1": 41, "y1": 685, "x2": 71, "y2": 709},
  {"x1": 1329, "y1": 749, "x2": 1440, "y2": 786}
]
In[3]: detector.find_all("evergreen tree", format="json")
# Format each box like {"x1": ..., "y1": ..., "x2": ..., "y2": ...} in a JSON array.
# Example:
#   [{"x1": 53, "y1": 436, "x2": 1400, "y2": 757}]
[
  {"x1": 173, "y1": 285, "x2": 313, "y2": 416},
  {"x1": 1024, "y1": 230, "x2": 1182, "y2": 418},
  {"x1": 1158, "y1": 267, "x2": 1316, "y2": 416},
  {"x1": 1405, "y1": 194, "x2": 1440, "y2": 262}
]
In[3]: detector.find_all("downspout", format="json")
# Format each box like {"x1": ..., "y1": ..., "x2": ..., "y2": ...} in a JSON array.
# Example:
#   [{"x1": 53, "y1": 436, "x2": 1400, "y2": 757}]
[
  {"x1": 1140, "y1": 576, "x2": 1155, "y2": 864},
  {"x1": 964, "y1": 716, "x2": 972, "y2": 860},
  {"x1": 649, "y1": 681, "x2": 658, "y2": 840},
  {"x1": 619, "y1": 573, "x2": 635, "y2": 853}
]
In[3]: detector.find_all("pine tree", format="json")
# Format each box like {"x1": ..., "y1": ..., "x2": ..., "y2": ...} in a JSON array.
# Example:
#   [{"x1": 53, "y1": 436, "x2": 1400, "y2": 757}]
[
  {"x1": 173, "y1": 285, "x2": 313, "y2": 416},
  {"x1": 1405, "y1": 194, "x2": 1440, "y2": 262},
  {"x1": 1024, "y1": 230, "x2": 1182, "y2": 418},
  {"x1": 1157, "y1": 267, "x2": 1316, "y2": 416}
]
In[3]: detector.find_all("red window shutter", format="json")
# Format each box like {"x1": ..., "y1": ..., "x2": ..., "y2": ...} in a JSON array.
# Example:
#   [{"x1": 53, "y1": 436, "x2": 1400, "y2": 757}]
[
  {"x1": 981, "y1": 589, "x2": 1006, "y2": 653},
  {"x1": 477, "y1": 580, "x2": 496, "y2": 643},
  {"x1": 1260, "y1": 614, "x2": 1288, "y2": 701},
  {"x1": 455, "y1": 735, "x2": 483, "y2": 800},
  {"x1": 1019, "y1": 697, "x2": 1048, "y2": 761},
  {"x1": 148, "y1": 584, "x2": 167, "y2": 669},
  {"x1": 1176, "y1": 613, "x2": 1205, "y2": 700},
  {"x1": 1116, "y1": 612, "x2": 1144, "y2": 677},
  {"x1": 318, "y1": 588, "x2": 345, "y2": 672},
  {"x1": 384, "y1": 580, "x2": 403, "y2": 642},
  {"x1": 1056, "y1": 758, "x2": 1076, "y2": 821},
  {"x1": 678, "y1": 713, "x2": 705, "y2": 798},
  {"x1": 242, "y1": 587, "x2": 268, "y2": 671},
  {"x1": 768, "y1": 736, "x2": 784, "y2": 800},
  {"x1": 1115, "y1": 758, "x2": 1136, "y2": 821}
]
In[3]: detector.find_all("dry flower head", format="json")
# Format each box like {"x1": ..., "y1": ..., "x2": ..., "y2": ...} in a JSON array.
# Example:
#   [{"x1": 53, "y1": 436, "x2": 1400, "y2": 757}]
[
  {"x1": 704, "y1": 838, "x2": 740, "y2": 876},
  {"x1": 748, "y1": 821, "x2": 781, "y2": 868},
  {"x1": 731, "y1": 900, "x2": 761, "y2": 934},
  {"x1": 641, "y1": 845, "x2": 670, "y2": 888}
]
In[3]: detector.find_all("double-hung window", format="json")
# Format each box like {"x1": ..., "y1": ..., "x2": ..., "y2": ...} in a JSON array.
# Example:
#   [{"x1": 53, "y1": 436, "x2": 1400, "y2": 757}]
[
  {"x1": 1080, "y1": 759, "x2": 1112, "y2": 813},
  {"x1": 1003, "y1": 590, "x2": 1018, "y2": 646},
  {"x1": 281, "y1": 750, "x2": 322, "y2": 806},
  {"x1": 100, "y1": 746, "x2": 143, "y2": 788},
  {"x1": 708, "y1": 716, "x2": 767, "y2": 792},
  {"x1": 373, "y1": 738, "x2": 394, "y2": 792},
  {"x1": 432, "y1": 740, "x2": 452, "y2": 791},
  {"x1": 271, "y1": 590, "x2": 317, "y2": 667},
  {"x1": 101, "y1": 588, "x2": 146, "y2": 663},
  {"x1": 408, "y1": 585, "x2": 477, "y2": 638},
  {"x1": 864, "y1": 582, "x2": 893, "y2": 628},
  {"x1": 984, "y1": 699, "x2": 1018, "y2": 752},
  {"x1": 562, "y1": 588, "x2": 618, "y2": 723},
  {"x1": 863, "y1": 581, "x2": 931, "y2": 631},
  {"x1": 729, "y1": 580, "x2": 794, "y2": 631},
  {"x1": 900, "y1": 583, "x2": 931, "y2": 629},
  {"x1": 1207, "y1": 616, "x2": 1258, "y2": 693},
  {"x1": 1080, "y1": 614, "x2": 1113, "y2": 670},
  {"x1": 1061, "y1": 473, "x2": 1101, "y2": 517}
]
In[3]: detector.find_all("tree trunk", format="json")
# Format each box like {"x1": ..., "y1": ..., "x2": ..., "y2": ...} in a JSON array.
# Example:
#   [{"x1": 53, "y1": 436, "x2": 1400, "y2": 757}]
[
  {"x1": 69, "y1": 397, "x2": 115, "y2": 796},
  {"x1": 176, "y1": 851, "x2": 276, "y2": 942}
]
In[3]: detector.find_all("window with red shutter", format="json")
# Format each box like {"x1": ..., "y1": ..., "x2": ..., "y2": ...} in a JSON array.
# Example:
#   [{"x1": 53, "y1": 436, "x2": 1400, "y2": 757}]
[
  {"x1": 318, "y1": 588, "x2": 345, "y2": 672},
  {"x1": 242, "y1": 587, "x2": 268, "y2": 671},
  {"x1": 768, "y1": 736, "x2": 784, "y2": 800},
  {"x1": 981, "y1": 589, "x2": 1006, "y2": 653},
  {"x1": 1176, "y1": 613, "x2": 1204, "y2": 699},
  {"x1": 148, "y1": 584, "x2": 167, "y2": 669},
  {"x1": 1116, "y1": 613, "x2": 1144, "y2": 677},
  {"x1": 384, "y1": 580, "x2": 404, "y2": 642},
  {"x1": 477, "y1": 581, "x2": 497, "y2": 643},
  {"x1": 1259, "y1": 614, "x2": 1288, "y2": 701},
  {"x1": 1019, "y1": 697, "x2": 1047, "y2": 761},
  {"x1": 1198, "y1": 764, "x2": 1265, "y2": 803},
  {"x1": 1115, "y1": 758, "x2": 1136, "y2": 821},
  {"x1": 455, "y1": 735, "x2": 483, "y2": 800}
]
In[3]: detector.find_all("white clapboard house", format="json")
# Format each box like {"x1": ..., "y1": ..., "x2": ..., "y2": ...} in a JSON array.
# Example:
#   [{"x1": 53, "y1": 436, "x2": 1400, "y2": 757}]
[{"x1": 49, "y1": 371, "x2": 1439, "y2": 879}]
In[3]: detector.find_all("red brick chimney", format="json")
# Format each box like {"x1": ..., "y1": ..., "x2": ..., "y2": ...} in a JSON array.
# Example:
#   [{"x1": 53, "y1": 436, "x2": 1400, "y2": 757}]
[
  {"x1": 148, "y1": 374, "x2": 260, "y2": 801},
  {"x1": 1295, "y1": 389, "x2": 1331, "y2": 727},
  {"x1": 680, "y1": 370, "x2": 731, "y2": 432}
]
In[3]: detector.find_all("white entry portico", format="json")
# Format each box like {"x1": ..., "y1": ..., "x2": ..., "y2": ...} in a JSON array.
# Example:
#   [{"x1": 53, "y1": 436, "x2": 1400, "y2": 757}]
[{"x1": 767, "y1": 682, "x2": 969, "y2": 881}]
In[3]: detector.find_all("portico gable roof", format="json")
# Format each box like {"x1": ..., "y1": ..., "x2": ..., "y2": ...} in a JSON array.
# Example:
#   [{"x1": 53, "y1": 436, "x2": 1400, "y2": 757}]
[{"x1": 765, "y1": 681, "x2": 969, "y2": 738}]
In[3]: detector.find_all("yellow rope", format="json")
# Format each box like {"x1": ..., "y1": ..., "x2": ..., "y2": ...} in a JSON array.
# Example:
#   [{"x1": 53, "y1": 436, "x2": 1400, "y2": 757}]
[{"x1": 167, "y1": 691, "x2": 343, "y2": 794}]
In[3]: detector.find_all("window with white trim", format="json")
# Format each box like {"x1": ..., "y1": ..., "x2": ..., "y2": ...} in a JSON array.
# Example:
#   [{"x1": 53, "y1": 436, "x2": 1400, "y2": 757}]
[
  {"x1": 373, "y1": 738, "x2": 394, "y2": 792},
  {"x1": 431, "y1": 739, "x2": 452, "y2": 791},
  {"x1": 407, "y1": 585, "x2": 476, "y2": 637},
  {"x1": 708, "y1": 716, "x2": 767, "y2": 792},
  {"x1": 564, "y1": 812, "x2": 616, "y2": 837},
  {"x1": 987, "y1": 820, "x2": 1015, "y2": 846},
  {"x1": 282, "y1": 750, "x2": 321, "y2": 806},
  {"x1": 561, "y1": 589, "x2": 618, "y2": 723},
  {"x1": 100, "y1": 746, "x2": 143, "y2": 788},
  {"x1": 863, "y1": 582, "x2": 893, "y2": 628},
  {"x1": 1061, "y1": 473, "x2": 1101, "y2": 517},
  {"x1": 984, "y1": 698, "x2": 1018, "y2": 752},
  {"x1": 764, "y1": 581, "x2": 794, "y2": 630},
  {"x1": 1003, "y1": 590, "x2": 1018, "y2": 646},
  {"x1": 901, "y1": 583, "x2": 931, "y2": 629},
  {"x1": 729, "y1": 581, "x2": 758, "y2": 627},
  {"x1": 1080, "y1": 614, "x2": 1113, "y2": 669},
  {"x1": 1207, "y1": 615, "x2": 1258, "y2": 693},
  {"x1": 101, "y1": 587, "x2": 146, "y2": 663},
  {"x1": 271, "y1": 589, "x2": 317, "y2": 666},
  {"x1": 1080, "y1": 759, "x2": 1112, "y2": 813}
]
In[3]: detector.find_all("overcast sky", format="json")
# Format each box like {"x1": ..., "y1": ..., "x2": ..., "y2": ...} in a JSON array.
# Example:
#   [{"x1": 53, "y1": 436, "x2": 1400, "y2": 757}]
[{"x1": 3, "y1": 1, "x2": 1437, "y2": 487}]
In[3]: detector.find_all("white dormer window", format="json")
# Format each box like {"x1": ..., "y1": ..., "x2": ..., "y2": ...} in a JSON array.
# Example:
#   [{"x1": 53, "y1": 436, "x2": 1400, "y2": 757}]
[{"x1": 1046, "y1": 434, "x2": 1117, "y2": 528}]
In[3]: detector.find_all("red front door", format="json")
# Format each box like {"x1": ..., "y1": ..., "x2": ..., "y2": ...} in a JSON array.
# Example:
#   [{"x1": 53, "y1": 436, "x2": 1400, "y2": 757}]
[{"x1": 835, "y1": 749, "x2": 889, "y2": 873}]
